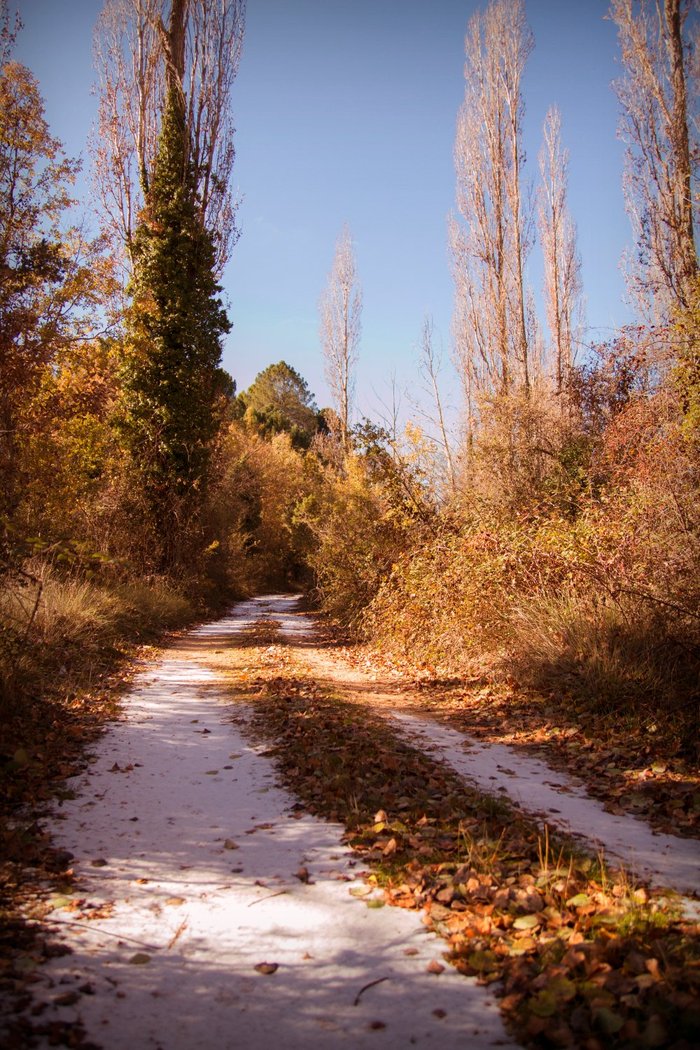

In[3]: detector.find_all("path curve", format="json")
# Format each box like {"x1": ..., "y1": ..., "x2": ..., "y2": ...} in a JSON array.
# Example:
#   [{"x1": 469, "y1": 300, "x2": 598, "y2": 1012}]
[{"x1": 257, "y1": 595, "x2": 700, "y2": 907}]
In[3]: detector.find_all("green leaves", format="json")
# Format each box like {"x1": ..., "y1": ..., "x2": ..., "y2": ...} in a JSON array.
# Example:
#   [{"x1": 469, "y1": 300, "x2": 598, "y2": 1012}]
[{"x1": 120, "y1": 86, "x2": 231, "y2": 571}]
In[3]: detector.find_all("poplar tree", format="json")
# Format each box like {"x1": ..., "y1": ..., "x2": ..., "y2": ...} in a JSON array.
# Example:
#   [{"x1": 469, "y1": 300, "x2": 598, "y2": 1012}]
[
  {"x1": 319, "y1": 226, "x2": 362, "y2": 453},
  {"x1": 450, "y1": 0, "x2": 534, "y2": 439},
  {"x1": 538, "y1": 106, "x2": 583, "y2": 399},
  {"x1": 610, "y1": 0, "x2": 698, "y2": 319},
  {"x1": 120, "y1": 81, "x2": 231, "y2": 570}
]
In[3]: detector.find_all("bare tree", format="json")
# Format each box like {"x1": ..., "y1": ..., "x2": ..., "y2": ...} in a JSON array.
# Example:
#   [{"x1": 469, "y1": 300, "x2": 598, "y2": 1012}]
[
  {"x1": 610, "y1": 0, "x2": 698, "y2": 319},
  {"x1": 538, "y1": 106, "x2": 584, "y2": 396},
  {"x1": 92, "y1": 0, "x2": 245, "y2": 275},
  {"x1": 450, "y1": 0, "x2": 535, "y2": 418},
  {"x1": 418, "y1": 318, "x2": 457, "y2": 496},
  {"x1": 319, "y1": 225, "x2": 361, "y2": 452}
]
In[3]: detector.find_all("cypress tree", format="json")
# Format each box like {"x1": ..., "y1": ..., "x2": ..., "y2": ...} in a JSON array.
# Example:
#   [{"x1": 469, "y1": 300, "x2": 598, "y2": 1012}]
[{"x1": 120, "y1": 84, "x2": 231, "y2": 571}]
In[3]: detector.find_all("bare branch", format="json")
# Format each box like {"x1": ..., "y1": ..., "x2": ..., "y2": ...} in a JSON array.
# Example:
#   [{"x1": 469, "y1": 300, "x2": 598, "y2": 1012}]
[
  {"x1": 610, "y1": 0, "x2": 698, "y2": 318},
  {"x1": 450, "y1": 0, "x2": 535, "y2": 421},
  {"x1": 92, "y1": 0, "x2": 245, "y2": 275},
  {"x1": 538, "y1": 105, "x2": 584, "y2": 397}
]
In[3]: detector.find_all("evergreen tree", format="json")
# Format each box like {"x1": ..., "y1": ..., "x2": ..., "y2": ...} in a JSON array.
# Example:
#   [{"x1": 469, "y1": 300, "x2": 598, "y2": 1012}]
[
  {"x1": 239, "y1": 361, "x2": 321, "y2": 448},
  {"x1": 120, "y1": 85, "x2": 232, "y2": 571}
]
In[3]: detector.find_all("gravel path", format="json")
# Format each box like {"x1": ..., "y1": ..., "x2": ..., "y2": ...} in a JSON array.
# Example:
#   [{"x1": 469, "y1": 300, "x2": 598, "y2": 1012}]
[
  {"x1": 26, "y1": 598, "x2": 516, "y2": 1050},
  {"x1": 25, "y1": 593, "x2": 699, "y2": 1048}
]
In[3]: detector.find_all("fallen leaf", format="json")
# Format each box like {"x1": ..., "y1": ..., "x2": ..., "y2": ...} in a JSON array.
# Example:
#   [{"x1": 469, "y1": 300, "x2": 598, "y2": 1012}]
[
  {"x1": 566, "y1": 893, "x2": 590, "y2": 908},
  {"x1": 223, "y1": 839, "x2": 238, "y2": 850},
  {"x1": 254, "y1": 962, "x2": 279, "y2": 975},
  {"x1": 129, "y1": 953, "x2": 151, "y2": 965},
  {"x1": 48, "y1": 896, "x2": 73, "y2": 911},
  {"x1": 426, "y1": 960, "x2": 445, "y2": 974},
  {"x1": 512, "y1": 913, "x2": 541, "y2": 930},
  {"x1": 593, "y1": 1006, "x2": 625, "y2": 1035}
]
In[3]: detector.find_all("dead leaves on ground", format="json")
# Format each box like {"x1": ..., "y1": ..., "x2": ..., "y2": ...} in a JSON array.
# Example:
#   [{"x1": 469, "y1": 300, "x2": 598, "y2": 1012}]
[
  {"x1": 339, "y1": 642, "x2": 700, "y2": 840},
  {"x1": 243, "y1": 655, "x2": 700, "y2": 1050}
]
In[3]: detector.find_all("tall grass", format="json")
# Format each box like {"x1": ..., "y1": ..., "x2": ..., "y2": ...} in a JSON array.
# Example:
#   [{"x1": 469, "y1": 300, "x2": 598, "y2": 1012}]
[{"x1": 0, "y1": 567, "x2": 196, "y2": 755}]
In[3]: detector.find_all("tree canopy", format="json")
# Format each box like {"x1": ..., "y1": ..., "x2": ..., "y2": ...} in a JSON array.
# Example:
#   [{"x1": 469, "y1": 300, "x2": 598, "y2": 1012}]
[{"x1": 239, "y1": 361, "x2": 321, "y2": 448}]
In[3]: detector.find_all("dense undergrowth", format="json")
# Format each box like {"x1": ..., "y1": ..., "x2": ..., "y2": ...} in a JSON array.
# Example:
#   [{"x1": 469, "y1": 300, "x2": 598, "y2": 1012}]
[
  {"x1": 300, "y1": 339, "x2": 700, "y2": 770},
  {"x1": 0, "y1": 568, "x2": 198, "y2": 770}
]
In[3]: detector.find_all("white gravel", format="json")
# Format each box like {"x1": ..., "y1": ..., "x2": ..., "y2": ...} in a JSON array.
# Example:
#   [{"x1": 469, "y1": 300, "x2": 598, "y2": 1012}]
[{"x1": 389, "y1": 711, "x2": 700, "y2": 903}]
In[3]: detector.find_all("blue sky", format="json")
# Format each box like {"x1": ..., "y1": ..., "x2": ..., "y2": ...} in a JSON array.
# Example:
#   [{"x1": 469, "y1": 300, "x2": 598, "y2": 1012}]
[{"x1": 15, "y1": 0, "x2": 633, "y2": 421}]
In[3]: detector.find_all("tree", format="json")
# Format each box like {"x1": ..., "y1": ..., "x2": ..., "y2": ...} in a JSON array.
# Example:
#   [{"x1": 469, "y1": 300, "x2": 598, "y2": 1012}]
[
  {"x1": 417, "y1": 317, "x2": 457, "y2": 496},
  {"x1": 538, "y1": 106, "x2": 584, "y2": 397},
  {"x1": 119, "y1": 77, "x2": 232, "y2": 571},
  {"x1": 240, "y1": 361, "x2": 320, "y2": 447},
  {"x1": 450, "y1": 0, "x2": 535, "y2": 429},
  {"x1": 93, "y1": 0, "x2": 245, "y2": 275},
  {"x1": 319, "y1": 225, "x2": 361, "y2": 452},
  {"x1": 0, "y1": 8, "x2": 110, "y2": 562},
  {"x1": 610, "y1": 0, "x2": 698, "y2": 319}
]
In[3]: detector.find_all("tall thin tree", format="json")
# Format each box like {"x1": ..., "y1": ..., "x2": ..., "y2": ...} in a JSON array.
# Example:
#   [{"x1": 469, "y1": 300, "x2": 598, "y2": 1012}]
[
  {"x1": 93, "y1": 0, "x2": 245, "y2": 276},
  {"x1": 450, "y1": 0, "x2": 535, "y2": 423},
  {"x1": 538, "y1": 106, "x2": 583, "y2": 397},
  {"x1": 610, "y1": 0, "x2": 698, "y2": 318},
  {"x1": 319, "y1": 226, "x2": 362, "y2": 453},
  {"x1": 118, "y1": 0, "x2": 234, "y2": 571}
]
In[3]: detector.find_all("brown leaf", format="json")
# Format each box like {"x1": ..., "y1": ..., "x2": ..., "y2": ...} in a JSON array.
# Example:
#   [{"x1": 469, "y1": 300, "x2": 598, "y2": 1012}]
[
  {"x1": 426, "y1": 960, "x2": 445, "y2": 974},
  {"x1": 254, "y1": 962, "x2": 279, "y2": 975}
]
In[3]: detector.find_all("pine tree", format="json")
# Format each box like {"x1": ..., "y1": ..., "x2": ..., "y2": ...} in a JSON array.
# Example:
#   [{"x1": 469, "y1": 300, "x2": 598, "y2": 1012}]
[{"x1": 120, "y1": 85, "x2": 232, "y2": 571}]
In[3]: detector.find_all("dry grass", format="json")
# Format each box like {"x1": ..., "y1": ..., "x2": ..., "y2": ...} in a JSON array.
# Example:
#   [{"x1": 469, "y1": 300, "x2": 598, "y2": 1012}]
[{"x1": 0, "y1": 567, "x2": 196, "y2": 755}]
